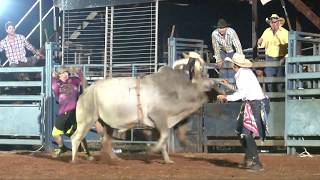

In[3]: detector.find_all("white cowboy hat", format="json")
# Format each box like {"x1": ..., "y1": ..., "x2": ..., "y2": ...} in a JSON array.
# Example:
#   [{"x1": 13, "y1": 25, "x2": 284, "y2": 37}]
[
  {"x1": 225, "y1": 53, "x2": 252, "y2": 68},
  {"x1": 182, "y1": 51, "x2": 205, "y2": 65},
  {"x1": 266, "y1": 14, "x2": 285, "y2": 26}
]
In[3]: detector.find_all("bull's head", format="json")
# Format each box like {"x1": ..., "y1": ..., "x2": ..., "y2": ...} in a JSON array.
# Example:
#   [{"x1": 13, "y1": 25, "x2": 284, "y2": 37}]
[
  {"x1": 173, "y1": 52, "x2": 205, "y2": 82},
  {"x1": 193, "y1": 77, "x2": 226, "y2": 96}
]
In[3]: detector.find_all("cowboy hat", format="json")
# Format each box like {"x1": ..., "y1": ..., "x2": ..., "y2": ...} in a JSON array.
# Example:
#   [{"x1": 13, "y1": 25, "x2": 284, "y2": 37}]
[
  {"x1": 182, "y1": 51, "x2": 205, "y2": 65},
  {"x1": 214, "y1": 18, "x2": 230, "y2": 28},
  {"x1": 225, "y1": 53, "x2": 252, "y2": 68},
  {"x1": 266, "y1": 14, "x2": 285, "y2": 26}
]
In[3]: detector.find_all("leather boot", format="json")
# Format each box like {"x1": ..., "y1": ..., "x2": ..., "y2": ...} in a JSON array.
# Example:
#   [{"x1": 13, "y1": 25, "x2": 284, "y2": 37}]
[{"x1": 247, "y1": 156, "x2": 264, "y2": 171}]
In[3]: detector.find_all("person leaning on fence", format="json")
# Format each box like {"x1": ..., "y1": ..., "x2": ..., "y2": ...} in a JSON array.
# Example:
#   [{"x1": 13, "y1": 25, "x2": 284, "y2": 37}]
[
  {"x1": 217, "y1": 53, "x2": 269, "y2": 171},
  {"x1": 257, "y1": 14, "x2": 288, "y2": 92},
  {"x1": 211, "y1": 18, "x2": 243, "y2": 78},
  {"x1": 0, "y1": 21, "x2": 42, "y2": 67},
  {"x1": 51, "y1": 66, "x2": 93, "y2": 160}
]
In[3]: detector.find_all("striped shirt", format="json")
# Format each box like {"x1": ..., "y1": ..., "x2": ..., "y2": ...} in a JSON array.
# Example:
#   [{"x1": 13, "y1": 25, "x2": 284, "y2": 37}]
[
  {"x1": 0, "y1": 34, "x2": 36, "y2": 65},
  {"x1": 211, "y1": 27, "x2": 243, "y2": 62}
]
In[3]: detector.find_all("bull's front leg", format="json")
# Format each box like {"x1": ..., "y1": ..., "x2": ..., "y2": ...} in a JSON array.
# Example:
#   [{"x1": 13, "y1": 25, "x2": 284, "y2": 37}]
[
  {"x1": 148, "y1": 111, "x2": 174, "y2": 164},
  {"x1": 151, "y1": 128, "x2": 173, "y2": 164}
]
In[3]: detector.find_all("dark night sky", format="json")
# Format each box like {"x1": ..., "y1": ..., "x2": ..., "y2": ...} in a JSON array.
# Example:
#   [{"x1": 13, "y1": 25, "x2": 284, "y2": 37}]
[
  {"x1": 0, "y1": 0, "x2": 54, "y2": 48},
  {"x1": 0, "y1": 0, "x2": 318, "y2": 55},
  {"x1": 158, "y1": 0, "x2": 319, "y2": 51}
]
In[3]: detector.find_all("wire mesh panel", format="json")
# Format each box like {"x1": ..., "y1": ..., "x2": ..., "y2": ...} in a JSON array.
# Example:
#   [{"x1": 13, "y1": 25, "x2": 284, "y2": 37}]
[
  {"x1": 107, "y1": 3, "x2": 158, "y2": 77},
  {"x1": 63, "y1": 8, "x2": 106, "y2": 65},
  {"x1": 63, "y1": 2, "x2": 158, "y2": 78}
]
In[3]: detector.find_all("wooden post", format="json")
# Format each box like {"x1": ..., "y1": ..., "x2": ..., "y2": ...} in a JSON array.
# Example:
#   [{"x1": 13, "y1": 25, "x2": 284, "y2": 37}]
[{"x1": 252, "y1": 0, "x2": 258, "y2": 60}]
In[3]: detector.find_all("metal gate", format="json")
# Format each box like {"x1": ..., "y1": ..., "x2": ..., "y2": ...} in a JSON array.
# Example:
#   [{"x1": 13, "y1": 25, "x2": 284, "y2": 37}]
[
  {"x1": 285, "y1": 31, "x2": 320, "y2": 154},
  {"x1": 0, "y1": 66, "x2": 45, "y2": 145},
  {"x1": 62, "y1": 2, "x2": 158, "y2": 78},
  {"x1": 167, "y1": 37, "x2": 206, "y2": 153}
]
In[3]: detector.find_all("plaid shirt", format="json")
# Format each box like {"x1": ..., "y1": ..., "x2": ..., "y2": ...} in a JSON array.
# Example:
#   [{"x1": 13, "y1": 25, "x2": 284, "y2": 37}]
[
  {"x1": 0, "y1": 34, "x2": 36, "y2": 65},
  {"x1": 211, "y1": 27, "x2": 243, "y2": 62}
]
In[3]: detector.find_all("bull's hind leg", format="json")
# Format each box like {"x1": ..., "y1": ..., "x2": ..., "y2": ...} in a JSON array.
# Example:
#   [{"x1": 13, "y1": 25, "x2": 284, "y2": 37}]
[
  {"x1": 99, "y1": 124, "x2": 122, "y2": 163},
  {"x1": 80, "y1": 139, "x2": 95, "y2": 161},
  {"x1": 71, "y1": 120, "x2": 95, "y2": 163},
  {"x1": 148, "y1": 111, "x2": 173, "y2": 164}
]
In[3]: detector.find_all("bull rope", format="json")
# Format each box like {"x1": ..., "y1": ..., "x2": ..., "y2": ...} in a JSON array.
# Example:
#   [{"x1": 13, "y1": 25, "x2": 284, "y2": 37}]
[{"x1": 136, "y1": 77, "x2": 144, "y2": 124}]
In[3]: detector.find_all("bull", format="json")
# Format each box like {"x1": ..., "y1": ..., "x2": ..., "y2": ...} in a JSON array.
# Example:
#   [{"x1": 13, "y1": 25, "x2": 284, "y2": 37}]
[{"x1": 71, "y1": 65, "x2": 218, "y2": 164}]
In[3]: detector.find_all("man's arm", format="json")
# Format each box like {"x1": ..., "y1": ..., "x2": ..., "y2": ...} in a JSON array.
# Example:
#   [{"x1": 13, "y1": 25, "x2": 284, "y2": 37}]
[
  {"x1": 0, "y1": 40, "x2": 5, "y2": 52},
  {"x1": 230, "y1": 28, "x2": 243, "y2": 54},
  {"x1": 22, "y1": 35, "x2": 38, "y2": 54},
  {"x1": 211, "y1": 34, "x2": 222, "y2": 63},
  {"x1": 257, "y1": 29, "x2": 268, "y2": 48}
]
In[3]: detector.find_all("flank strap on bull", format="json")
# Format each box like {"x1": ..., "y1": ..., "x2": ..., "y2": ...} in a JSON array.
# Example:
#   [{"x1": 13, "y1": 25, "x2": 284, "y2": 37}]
[{"x1": 135, "y1": 77, "x2": 144, "y2": 124}]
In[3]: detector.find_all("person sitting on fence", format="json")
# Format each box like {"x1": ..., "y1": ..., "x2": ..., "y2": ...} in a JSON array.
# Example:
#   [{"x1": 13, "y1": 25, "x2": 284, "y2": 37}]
[
  {"x1": 211, "y1": 18, "x2": 243, "y2": 78},
  {"x1": 0, "y1": 21, "x2": 43, "y2": 67},
  {"x1": 257, "y1": 14, "x2": 288, "y2": 92},
  {"x1": 217, "y1": 53, "x2": 268, "y2": 171},
  {"x1": 51, "y1": 66, "x2": 93, "y2": 160},
  {"x1": 0, "y1": 21, "x2": 43, "y2": 84}
]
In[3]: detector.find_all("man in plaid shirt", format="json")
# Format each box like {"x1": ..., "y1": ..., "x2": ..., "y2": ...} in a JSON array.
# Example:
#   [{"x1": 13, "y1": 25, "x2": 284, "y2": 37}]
[
  {"x1": 211, "y1": 18, "x2": 243, "y2": 78},
  {"x1": 0, "y1": 21, "x2": 41, "y2": 66}
]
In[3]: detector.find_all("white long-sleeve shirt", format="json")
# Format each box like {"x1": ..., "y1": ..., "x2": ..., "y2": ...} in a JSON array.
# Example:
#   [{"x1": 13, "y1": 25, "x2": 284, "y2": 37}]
[{"x1": 226, "y1": 68, "x2": 265, "y2": 101}]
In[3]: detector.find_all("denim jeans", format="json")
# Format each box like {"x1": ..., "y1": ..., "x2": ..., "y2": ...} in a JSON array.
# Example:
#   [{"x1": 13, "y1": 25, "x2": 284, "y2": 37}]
[
  {"x1": 219, "y1": 51, "x2": 235, "y2": 79},
  {"x1": 264, "y1": 56, "x2": 285, "y2": 92}
]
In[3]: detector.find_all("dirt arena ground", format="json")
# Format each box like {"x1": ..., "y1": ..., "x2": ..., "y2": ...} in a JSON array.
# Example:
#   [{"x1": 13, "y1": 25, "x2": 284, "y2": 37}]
[{"x1": 0, "y1": 151, "x2": 319, "y2": 180}]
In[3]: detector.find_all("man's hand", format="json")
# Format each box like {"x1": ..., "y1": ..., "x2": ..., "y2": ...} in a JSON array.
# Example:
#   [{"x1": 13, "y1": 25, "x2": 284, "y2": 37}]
[
  {"x1": 279, "y1": 57, "x2": 285, "y2": 66},
  {"x1": 220, "y1": 79, "x2": 229, "y2": 86},
  {"x1": 35, "y1": 50, "x2": 44, "y2": 60},
  {"x1": 216, "y1": 61, "x2": 224, "y2": 69},
  {"x1": 217, "y1": 94, "x2": 227, "y2": 103},
  {"x1": 52, "y1": 71, "x2": 58, "y2": 78},
  {"x1": 257, "y1": 38, "x2": 263, "y2": 46}
]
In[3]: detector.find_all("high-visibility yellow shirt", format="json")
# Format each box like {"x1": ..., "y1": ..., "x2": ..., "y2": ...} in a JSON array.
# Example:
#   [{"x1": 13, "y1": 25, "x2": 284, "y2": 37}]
[{"x1": 258, "y1": 27, "x2": 288, "y2": 58}]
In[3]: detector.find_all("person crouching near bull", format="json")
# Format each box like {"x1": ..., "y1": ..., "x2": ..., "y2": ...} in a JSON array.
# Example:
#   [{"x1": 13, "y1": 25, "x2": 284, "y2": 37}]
[
  {"x1": 51, "y1": 66, "x2": 93, "y2": 160},
  {"x1": 217, "y1": 53, "x2": 268, "y2": 171}
]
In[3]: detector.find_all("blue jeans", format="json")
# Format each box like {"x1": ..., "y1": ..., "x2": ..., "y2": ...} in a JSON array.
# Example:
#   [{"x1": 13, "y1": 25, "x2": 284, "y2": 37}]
[
  {"x1": 219, "y1": 51, "x2": 235, "y2": 79},
  {"x1": 265, "y1": 56, "x2": 285, "y2": 92}
]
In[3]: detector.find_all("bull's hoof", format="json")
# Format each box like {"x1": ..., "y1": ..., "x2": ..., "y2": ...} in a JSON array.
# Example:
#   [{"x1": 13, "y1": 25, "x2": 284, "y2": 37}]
[
  {"x1": 70, "y1": 159, "x2": 78, "y2": 164},
  {"x1": 164, "y1": 159, "x2": 174, "y2": 164},
  {"x1": 86, "y1": 155, "x2": 95, "y2": 161},
  {"x1": 111, "y1": 156, "x2": 123, "y2": 162}
]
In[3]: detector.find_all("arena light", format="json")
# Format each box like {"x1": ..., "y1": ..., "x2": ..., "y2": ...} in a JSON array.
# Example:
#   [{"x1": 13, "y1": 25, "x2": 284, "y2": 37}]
[{"x1": 0, "y1": 0, "x2": 11, "y2": 16}]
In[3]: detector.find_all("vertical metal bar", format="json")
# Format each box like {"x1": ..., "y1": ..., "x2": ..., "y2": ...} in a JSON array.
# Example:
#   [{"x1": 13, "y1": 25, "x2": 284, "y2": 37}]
[
  {"x1": 44, "y1": 42, "x2": 56, "y2": 151},
  {"x1": 61, "y1": 5, "x2": 65, "y2": 65},
  {"x1": 109, "y1": 7, "x2": 114, "y2": 78},
  {"x1": 74, "y1": 52, "x2": 77, "y2": 64},
  {"x1": 154, "y1": 0, "x2": 159, "y2": 72},
  {"x1": 39, "y1": 0, "x2": 43, "y2": 46},
  {"x1": 251, "y1": 0, "x2": 258, "y2": 59},
  {"x1": 149, "y1": 3, "x2": 153, "y2": 74},
  {"x1": 53, "y1": 6, "x2": 57, "y2": 32},
  {"x1": 104, "y1": 6, "x2": 108, "y2": 79},
  {"x1": 168, "y1": 37, "x2": 176, "y2": 68}
]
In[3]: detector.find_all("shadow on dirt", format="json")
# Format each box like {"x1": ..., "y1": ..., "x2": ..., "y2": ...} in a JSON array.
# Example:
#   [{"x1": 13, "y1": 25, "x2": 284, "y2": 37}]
[
  {"x1": 10, "y1": 150, "x2": 167, "y2": 165},
  {"x1": 187, "y1": 156, "x2": 240, "y2": 169}
]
